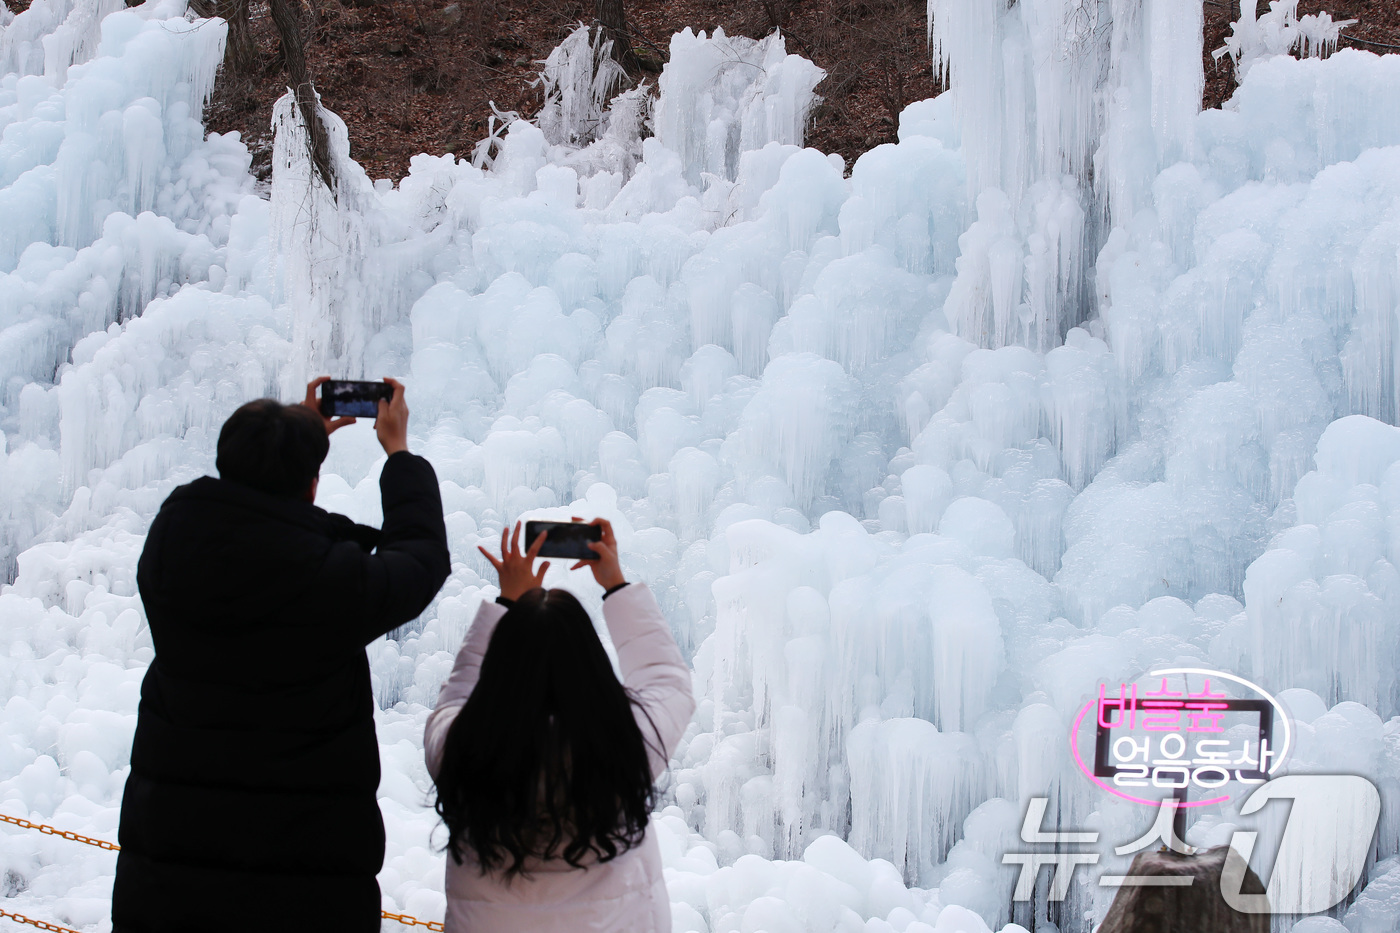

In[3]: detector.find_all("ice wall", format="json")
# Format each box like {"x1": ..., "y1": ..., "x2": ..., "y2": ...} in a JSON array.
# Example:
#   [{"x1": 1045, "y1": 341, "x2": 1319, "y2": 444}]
[
  {"x1": 0, "y1": 0, "x2": 125, "y2": 79},
  {"x1": 1079, "y1": 54, "x2": 1400, "y2": 621},
  {"x1": 929, "y1": 0, "x2": 1203, "y2": 350},
  {"x1": 5, "y1": 3, "x2": 1400, "y2": 933},
  {"x1": 0, "y1": 1, "x2": 248, "y2": 580},
  {"x1": 1241, "y1": 416, "x2": 1400, "y2": 718}
]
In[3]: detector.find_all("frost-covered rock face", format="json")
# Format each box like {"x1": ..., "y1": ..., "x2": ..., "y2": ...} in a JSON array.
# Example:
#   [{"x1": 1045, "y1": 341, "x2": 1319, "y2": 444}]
[{"x1": 3, "y1": 2, "x2": 1400, "y2": 933}]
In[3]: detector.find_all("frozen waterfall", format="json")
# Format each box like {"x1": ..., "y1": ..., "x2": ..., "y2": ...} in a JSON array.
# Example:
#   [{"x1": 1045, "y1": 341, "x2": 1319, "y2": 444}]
[{"x1": 2, "y1": 1, "x2": 1400, "y2": 931}]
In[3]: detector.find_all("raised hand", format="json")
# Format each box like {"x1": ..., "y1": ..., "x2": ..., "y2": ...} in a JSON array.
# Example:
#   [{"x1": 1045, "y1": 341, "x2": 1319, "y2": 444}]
[
  {"x1": 376, "y1": 377, "x2": 409, "y2": 456},
  {"x1": 568, "y1": 517, "x2": 625, "y2": 591},
  {"x1": 478, "y1": 522, "x2": 549, "y2": 601},
  {"x1": 303, "y1": 376, "x2": 356, "y2": 434}
]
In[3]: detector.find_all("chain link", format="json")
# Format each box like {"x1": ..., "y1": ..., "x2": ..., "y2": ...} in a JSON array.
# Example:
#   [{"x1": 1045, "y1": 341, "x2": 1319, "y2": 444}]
[
  {"x1": 0, "y1": 815, "x2": 120, "y2": 852},
  {"x1": 1, "y1": 906, "x2": 442, "y2": 933},
  {"x1": 1, "y1": 814, "x2": 444, "y2": 931},
  {"x1": 0, "y1": 908, "x2": 85, "y2": 933},
  {"x1": 380, "y1": 911, "x2": 445, "y2": 931}
]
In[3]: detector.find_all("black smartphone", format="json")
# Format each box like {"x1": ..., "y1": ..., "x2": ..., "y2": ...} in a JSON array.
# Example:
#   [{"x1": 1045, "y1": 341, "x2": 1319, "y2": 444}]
[
  {"x1": 320, "y1": 380, "x2": 394, "y2": 419},
  {"x1": 525, "y1": 521, "x2": 603, "y2": 560}
]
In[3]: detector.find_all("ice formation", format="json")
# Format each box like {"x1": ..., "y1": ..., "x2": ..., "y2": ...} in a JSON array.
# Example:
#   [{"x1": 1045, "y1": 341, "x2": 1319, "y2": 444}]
[
  {"x1": 928, "y1": 0, "x2": 1207, "y2": 352},
  {"x1": 535, "y1": 25, "x2": 628, "y2": 150},
  {"x1": 653, "y1": 27, "x2": 825, "y2": 187},
  {"x1": 3, "y1": 1, "x2": 1400, "y2": 932},
  {"x1": 1215, "y1": 0, "x2": 1358, "y2": 80}
]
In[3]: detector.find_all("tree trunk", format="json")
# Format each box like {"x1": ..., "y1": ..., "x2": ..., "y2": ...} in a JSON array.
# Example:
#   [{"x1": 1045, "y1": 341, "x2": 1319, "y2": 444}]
[
  {"x1": 1096, "y1": 847, "x2": 1269, "y2": 933},
  {"x1": 595, "y1": 0, "x2": 639, "y2": 70},
  {"x1": 268, "y1": 0, "x2": 337, "y2": 197},
  {"x1": 222, "y1": 0, "x2": 257, "y2": 75},
  {"x1": 187, "y1": 0, "x2": 256, "y2": 76}
]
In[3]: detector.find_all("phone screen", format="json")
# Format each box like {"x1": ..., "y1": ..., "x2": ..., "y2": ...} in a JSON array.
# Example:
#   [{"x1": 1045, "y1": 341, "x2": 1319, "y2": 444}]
[
  {"x1": 525, "y1": 521, "x2": 603, "y2": 560},
  {"x1": 320, "y1": 380, "x2": 394, "y2": 419}
]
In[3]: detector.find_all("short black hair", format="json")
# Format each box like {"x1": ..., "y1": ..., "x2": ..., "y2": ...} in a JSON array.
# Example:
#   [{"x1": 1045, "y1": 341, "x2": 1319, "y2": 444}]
[{"x1": 215, "y1": 399, "x2": 328, "y2": 497}]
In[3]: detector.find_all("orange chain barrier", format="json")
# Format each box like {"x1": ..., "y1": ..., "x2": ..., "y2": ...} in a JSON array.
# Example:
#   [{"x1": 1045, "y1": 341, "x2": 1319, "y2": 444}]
[
  {"x1": 0, "y1": 813, "x2": 445, "y2": 931},
  {"x1": 0, "y1": 815, "x2": 119, "y2": 852},
  {"x1": 0, "y1": 908, "x2": 85, "y2": 933},
  {"x1": 380, "y1": 911, "x2": 445, "y2": 931}
]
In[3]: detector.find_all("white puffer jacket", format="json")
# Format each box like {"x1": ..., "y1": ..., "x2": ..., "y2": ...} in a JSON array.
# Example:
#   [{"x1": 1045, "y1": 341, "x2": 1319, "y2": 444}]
[{"x1": 424, "y1": 583, "x2": 696, "y2": 933}]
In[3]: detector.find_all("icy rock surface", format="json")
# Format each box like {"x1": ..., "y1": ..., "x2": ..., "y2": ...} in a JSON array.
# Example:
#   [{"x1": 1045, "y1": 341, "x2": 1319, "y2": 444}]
[{"x1": 3, "y1": 2, "x2": 1400, "y2": 932}]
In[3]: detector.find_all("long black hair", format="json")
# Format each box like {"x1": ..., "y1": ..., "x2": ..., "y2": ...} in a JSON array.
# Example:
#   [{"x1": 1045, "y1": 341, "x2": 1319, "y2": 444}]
[{"x1": 433, "y1": 587, "x2": 656, "y2": 876}]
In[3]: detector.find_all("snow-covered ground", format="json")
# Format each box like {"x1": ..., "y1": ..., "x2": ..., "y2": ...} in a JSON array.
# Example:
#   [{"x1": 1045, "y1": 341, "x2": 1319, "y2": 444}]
[{"x1": 2, "y1": 1, "x2": 1400, "y2": 931}]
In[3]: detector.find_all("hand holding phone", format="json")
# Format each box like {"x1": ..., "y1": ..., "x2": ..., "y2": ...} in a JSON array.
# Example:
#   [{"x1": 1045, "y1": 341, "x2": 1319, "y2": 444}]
[
  {"x1": 373, "y1": 378, "x2": 409, "y2": 456},
  {"x1": 560, "y1": 517, "x2": 624, "y2": 592},
  {"x1": 302, "y1": 377, "x2": 358, "y2": 435},
  {"x1": 318, "y1": 379, "x2": 395, "y2": 418},
  {"x1": 303, "y1": 377, "x2": 409, "y2": 455},
  {"x1": 525, "y1": 520, "x2": 602, "y2": 559}
]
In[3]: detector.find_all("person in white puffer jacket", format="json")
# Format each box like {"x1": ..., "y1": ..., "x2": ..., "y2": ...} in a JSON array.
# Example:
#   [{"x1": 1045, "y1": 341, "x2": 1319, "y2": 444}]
[{"x1": 425, "y1": 517, "x2": 696, "y2": 933}]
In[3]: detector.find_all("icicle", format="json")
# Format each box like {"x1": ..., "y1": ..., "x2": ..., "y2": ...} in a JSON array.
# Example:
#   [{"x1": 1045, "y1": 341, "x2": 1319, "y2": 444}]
[
  {"x1": 653, "y1": 28, "x2": 823, "y2": 186},
  {"x1": 535, "y1": 25, "x2": 626, "y2": 150},
  {"x1": 1214, "y1": 0, "x2": 1357, "y2": 81},
  {"x1": 728, "y1": 353, "x2": 859, "y2": 507},
  {"x1": 846, "y1": 718, "x2": 980, "y2": 884}
]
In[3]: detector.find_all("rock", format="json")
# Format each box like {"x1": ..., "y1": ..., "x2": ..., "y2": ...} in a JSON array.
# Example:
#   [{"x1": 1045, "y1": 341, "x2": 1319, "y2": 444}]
[
  {"x1": 1096, "y1": 847, "x2": 1269, "y2": 933},
  {"x1": 422, "y1": 3, "x2": 463, "y2": 36}
]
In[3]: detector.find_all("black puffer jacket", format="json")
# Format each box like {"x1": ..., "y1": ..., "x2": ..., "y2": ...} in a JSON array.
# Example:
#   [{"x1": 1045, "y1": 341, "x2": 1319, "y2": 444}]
[{"x1": 112, "y1": 451, "x2": 450, "y2": 933}]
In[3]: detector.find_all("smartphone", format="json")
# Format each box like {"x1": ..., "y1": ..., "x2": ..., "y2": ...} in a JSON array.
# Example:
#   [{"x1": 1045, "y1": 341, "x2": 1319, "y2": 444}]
[
  {"x1": 525, "y1": 521, "x2": 603, "y2": 560},
  {"x1": 320, "y1": 380, "x2": 394, "y2": 419}
]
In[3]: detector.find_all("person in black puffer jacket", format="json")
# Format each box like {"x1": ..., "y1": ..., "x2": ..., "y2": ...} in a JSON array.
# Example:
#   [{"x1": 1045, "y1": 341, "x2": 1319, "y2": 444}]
[{"x1": 112, "y1": 377, "x2": 450, "y2": 933}]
